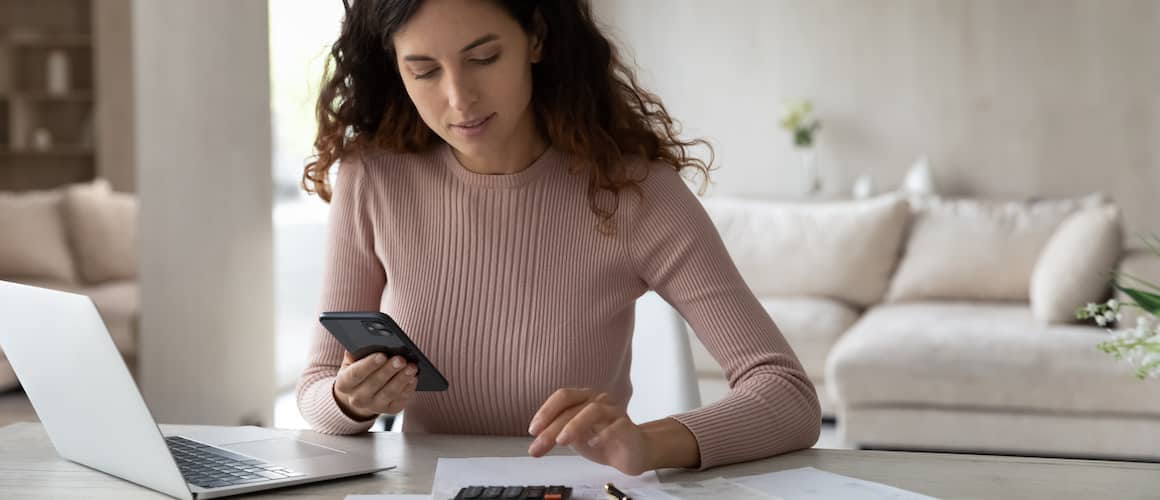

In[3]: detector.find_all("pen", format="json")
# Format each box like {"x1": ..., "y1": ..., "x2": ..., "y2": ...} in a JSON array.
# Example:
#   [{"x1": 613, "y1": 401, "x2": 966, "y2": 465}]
[{"x1": 604, "y1": 482, "x2": 632, "y2": 500}]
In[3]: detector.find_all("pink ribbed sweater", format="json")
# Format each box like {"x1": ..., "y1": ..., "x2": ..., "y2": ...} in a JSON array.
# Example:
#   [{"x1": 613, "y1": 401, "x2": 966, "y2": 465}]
[{"x1": 296, "y1": 143, "x2": 820, "y2": 469}]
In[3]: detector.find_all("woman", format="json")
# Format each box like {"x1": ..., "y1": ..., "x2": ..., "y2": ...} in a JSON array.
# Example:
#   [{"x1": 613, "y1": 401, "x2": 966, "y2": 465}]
[{"x1": 297, "y1": 0, "x2": 820, "y2": 474}]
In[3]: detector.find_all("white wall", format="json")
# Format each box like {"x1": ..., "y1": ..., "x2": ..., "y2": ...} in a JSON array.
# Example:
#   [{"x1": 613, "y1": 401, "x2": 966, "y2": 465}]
[
  {"x1": 592, "y1": 0, "x2": 1160, "y2": 240},
  {"x1": 134, "y1": 0, "x2": 275, "y2": 425}
]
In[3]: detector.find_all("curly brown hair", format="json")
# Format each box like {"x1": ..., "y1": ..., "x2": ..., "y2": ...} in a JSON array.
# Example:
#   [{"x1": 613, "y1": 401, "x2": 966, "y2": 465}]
[{"x1": 303, "y1": 0, "x2": 714, "y2": 231}]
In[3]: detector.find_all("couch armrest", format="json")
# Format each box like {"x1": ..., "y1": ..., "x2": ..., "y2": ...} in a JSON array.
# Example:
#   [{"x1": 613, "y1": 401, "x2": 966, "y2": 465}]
[{"x1": 1117, "y1": 249, "x2": 1160, "y2": 326}]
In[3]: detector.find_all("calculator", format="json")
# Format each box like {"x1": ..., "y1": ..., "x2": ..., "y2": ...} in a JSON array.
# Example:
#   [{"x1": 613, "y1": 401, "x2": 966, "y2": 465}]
[{"x1": 452, "y1": 485, "x2": 572, "y2": 499}]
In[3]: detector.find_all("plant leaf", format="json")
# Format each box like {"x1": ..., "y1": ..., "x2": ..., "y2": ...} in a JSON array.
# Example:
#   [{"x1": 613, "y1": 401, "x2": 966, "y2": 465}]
[
  {"x1": 1115, "y1": 285, "x2": 1160, "y2": 315},
  {"x1": 1140, "y1": 232, "x2": 1160, "y2": 257},
  {"x1": 1115, "y1": 271, "x2": 1160, "y2": 294}
]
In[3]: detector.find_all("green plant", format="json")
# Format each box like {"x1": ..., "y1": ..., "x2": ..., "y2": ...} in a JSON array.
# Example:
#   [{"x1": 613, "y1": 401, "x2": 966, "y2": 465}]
[
  {"x1": 778, "y1": 99, "x2": 821, "y2": 148},
  {"x1": 1077, "y1": 234, "x2": 1160, "y2": 379}
]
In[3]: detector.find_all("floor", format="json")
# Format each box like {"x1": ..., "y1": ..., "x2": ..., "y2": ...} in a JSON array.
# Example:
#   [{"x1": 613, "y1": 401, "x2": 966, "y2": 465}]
[{"x1": 0, "y1": 388, "x2": 846, "y2": 449}]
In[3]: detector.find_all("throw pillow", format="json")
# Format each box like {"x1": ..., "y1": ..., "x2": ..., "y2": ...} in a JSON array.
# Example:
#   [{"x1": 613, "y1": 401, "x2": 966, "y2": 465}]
[
  {"x1": 701, "y1": 194, "x2": 910, "y2": 307},
  {"x1": 886, "y1": 193, "x2": 1107, "y2": 303},
  {"x1": 63, "y1": 180, "x2": 138, "y2": 284},
  {"x1": 0, "y1": 187, "x2": 78, "y2": 283},
  {"x1": 1030, "y1": 205, "x2": 1123, "y2": 324}
]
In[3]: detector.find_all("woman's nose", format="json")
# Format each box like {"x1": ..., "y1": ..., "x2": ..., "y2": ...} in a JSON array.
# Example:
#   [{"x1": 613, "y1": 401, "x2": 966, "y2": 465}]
[{"x1": 445, "y1": 72, "x2": 479, "y2": 112}]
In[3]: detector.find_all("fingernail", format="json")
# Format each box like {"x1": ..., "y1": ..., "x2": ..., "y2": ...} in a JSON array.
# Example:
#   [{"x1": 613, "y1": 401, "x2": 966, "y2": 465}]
[
  {"x1": 405, "y1": 366, "x2": 418, "y2": 376},
  {"x1": 528, "y1": 419, "x2": 540, "y2": 436},
  {"x1": 392, "y1": 357, "x2": 405, "y2": 368},
  {"x1": 556, "y1": 432, "x2": 570, "y2": 445},
  {"x1": 374, "y1": 354, "x2": 386, "y2": 364},
  {"x1": 587, "y1": 436, "x2": 601, "y2": 447}
]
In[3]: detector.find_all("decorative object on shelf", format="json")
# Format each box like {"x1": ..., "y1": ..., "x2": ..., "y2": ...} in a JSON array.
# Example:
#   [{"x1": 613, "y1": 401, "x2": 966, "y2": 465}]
[
  {"x1": 46, "y1": 49, "x2": 72, "y2": 96},
  {"x1": 779, "y1": 99, "x2": 823, "y2": 194},
  {"x1": 31, "y1": 127, "x2": 54, "y2": 151},
  {"x1": 79, "y1": 111, "x2": 96, "y2": 148},
  {"x1": 9, "y1": 99, "x2": 31, "y2": 150},
  {"x1": 902, "y1": 155, "x2": 938, "y2": 195},
  {"x1": 852, "y1": 174, "x2": 876, "y2": 199},
  {"x1": 1077, "y1": 234, "x2": 1160, "y2": 379},
  {"x1": 8, "y1": 28, "x2": 44, "y2": 43}
]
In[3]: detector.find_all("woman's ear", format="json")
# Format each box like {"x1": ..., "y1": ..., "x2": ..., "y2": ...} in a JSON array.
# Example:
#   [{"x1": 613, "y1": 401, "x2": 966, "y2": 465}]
[{"x1": 530, "y1": 10, "x2": 547, "y2": 63}]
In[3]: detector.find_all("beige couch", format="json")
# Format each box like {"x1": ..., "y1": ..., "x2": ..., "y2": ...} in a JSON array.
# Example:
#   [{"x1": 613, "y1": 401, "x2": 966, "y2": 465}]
[
  {"x1": 695, "y1": 193, "x2": 1160, "y2": 460},
  {"x1": 0, "y1": 179, "x2": 139, "y2": 391}
]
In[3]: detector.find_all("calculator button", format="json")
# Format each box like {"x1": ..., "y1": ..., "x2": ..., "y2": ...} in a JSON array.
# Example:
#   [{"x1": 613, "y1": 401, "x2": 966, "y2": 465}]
[
  {"x1": 545, "y1": 485, "x2": 567, "y2": 500},
  {"x1": 460, "y1": 486, "x2": 485, "y2": 498},
  {"x1": 524, "y1": 486, "x2": 545, "y2": 499},
  {"x1": 501, "y1": 486, "x2": 524, "y2": 498},
  {"x1": 481, "y1": 486, "x2": 504, "y2": 498}
]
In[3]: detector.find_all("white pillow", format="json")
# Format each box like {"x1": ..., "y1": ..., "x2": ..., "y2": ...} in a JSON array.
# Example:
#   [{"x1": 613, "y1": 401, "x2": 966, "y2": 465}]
[
  {"x1": 886, "y1": 193, "x2": 1107, "y2": 303},
  {"x1": 1031, "y1": 206, "x2": 1123, "y2": 324},
  {"x1": 0, "y1": 188, "x2": 77, "y2": 283},
  {"x1": 63, "y1": 180, "x2": 137, "y2": 284},
  {"x1": 701, "y1": 194, "x2": 910, "y2": 307}
]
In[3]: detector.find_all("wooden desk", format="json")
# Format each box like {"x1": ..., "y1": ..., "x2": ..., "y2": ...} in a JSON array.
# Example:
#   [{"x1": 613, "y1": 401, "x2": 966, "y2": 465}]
[{"x1": 0, "y1": 422, "x2": 1156, "y2": 499}]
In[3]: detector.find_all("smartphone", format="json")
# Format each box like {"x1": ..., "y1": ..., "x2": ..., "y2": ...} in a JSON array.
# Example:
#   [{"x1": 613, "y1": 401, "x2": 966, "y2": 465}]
[{"x1": 319, "y1": 311, "x2": 449, "y2": 391}]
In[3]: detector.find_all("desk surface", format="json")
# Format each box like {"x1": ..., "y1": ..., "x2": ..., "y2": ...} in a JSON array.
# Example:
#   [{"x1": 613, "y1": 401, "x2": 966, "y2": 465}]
[{"x1": 0, "y1": 422, "x2": 1157, "y2": 499}]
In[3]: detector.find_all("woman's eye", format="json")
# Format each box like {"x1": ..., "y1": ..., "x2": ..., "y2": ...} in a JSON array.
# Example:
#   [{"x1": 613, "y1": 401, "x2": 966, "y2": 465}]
[
  {"x1": 471, "y1": 54, "x2": 499, "y2": 65},
  {"x1": 411, "y1": 54, "x2": 496, "y2": 80}
]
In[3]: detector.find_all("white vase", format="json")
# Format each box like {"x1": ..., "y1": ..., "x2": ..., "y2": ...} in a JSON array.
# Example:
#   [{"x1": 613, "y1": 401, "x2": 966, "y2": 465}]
[
  {"x1": 852, "y1": 174, "x2": 876, "y2": 199},
  {"x1": 31, "y1": 128, "x2": 53, "y2": 151},
  {"x1": 903, "y1": 156, "x2": 938, "y2": 195},
  {"x1": 46, "y1": 50, "x2": 71, "y2": 95},
  {"x1": 797, "y1": 148, "x2": 821, "y2": 194}
]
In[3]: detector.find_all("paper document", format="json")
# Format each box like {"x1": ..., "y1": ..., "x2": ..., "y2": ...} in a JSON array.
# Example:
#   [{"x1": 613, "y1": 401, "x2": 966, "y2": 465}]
[
  {"x1": 731, "y1": 467, "x2": 936, "y2": 500},
  {"x1": 345, "y1": 496, "x2": 430, "y2": 500},
  {"x1": 632, "y1": 477, "x2": 784, "y2": 499},
  {"x1": 432, "y1": 456, "x2": 659, "y2": 500}
]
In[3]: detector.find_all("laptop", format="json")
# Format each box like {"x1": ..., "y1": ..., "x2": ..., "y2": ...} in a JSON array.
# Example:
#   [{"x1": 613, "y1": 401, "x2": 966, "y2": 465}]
[{"x1": 0, "y1": 280, "x2": 394, "y2": 499}]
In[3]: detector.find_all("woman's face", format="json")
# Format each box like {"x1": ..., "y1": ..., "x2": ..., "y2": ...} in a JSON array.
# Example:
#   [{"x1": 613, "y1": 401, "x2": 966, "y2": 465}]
[{"x1": 393, "y1": 0, "x2": 542, "y2": 158}]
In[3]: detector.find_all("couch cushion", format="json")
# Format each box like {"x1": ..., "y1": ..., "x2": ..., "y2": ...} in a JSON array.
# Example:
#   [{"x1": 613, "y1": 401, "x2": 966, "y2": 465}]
[
  {"x1": 760, "y1": 297, "x2": 860, "y2": 381},
  {"x1": 1031, "y1": 206, "x2": 1123, "y2": 324},
  {"x1": 702, "y1": 195, "x2": 909, "y2": 307},
  {"x1": 886, "y1": 194, "x2": 1106, "y2": 303},
  {"x1": 83, "y1": 281, "x2": 139, "y2": 357},
  {"x1": 63, "y1": 181, "x2": 138, "y2": 284},
  {"x1": 0, "y1": 189, "x2": 77, "y2": 283},
  {"x1": 826, "y1": 302, "x2": 1160, "y2": 416}
]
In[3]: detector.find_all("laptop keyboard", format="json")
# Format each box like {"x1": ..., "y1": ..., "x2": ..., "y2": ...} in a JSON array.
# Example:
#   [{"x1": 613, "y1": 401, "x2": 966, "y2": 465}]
[{"x1": 166, "y1": 435, "x2": 306, "y2": 489}]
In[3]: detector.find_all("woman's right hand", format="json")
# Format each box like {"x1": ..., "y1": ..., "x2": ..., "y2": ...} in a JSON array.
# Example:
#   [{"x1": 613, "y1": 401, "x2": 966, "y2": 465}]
[{"x1": 333, "y1": 352, "x2": 419, "y2": 421}]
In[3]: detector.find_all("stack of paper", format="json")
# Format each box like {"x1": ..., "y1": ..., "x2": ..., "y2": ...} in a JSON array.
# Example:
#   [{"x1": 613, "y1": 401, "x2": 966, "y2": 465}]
[
  {"x1": 345, "y1": 460, "x2": 935, "y2": 500},
  {"x1": 731, "y1": 467, "x2": 937, "y2": 500}
]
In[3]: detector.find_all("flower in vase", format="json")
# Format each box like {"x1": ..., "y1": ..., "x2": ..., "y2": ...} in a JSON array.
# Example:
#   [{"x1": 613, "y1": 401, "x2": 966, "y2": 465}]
[
  {"x1": 779, "y1": 99, "x2": 822, "y2": 148},
  {"x1": 1077, "y1": 234, "x2": 1160, "y2": 379}
]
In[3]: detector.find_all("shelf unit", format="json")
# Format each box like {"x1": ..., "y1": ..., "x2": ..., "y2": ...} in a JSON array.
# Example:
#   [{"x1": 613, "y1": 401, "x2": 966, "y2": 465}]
[{"x1": 0, "y1": 0, "x2": 96, "y2": 191}]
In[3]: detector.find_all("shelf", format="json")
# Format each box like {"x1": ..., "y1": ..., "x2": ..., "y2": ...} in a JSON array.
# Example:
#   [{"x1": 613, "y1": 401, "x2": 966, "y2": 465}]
[
  {"x1": 2, "y1": 34, "x2": 92, "y2": 48},
  {"x1": 0, "y1": 91, "x2": 94, "y2": 102},
  {"x1": 0, "y1": 146, "x2": 94, "y2": 157}
]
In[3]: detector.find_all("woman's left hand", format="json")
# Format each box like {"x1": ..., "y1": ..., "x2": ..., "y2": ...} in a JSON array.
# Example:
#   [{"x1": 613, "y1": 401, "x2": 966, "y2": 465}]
[{"x1": 527, "y1": 388, "x2": 652, "y2": 476}]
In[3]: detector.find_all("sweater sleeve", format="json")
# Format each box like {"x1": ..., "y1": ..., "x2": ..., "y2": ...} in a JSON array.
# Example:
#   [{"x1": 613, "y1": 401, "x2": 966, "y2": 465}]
[
  {"x1": 626, "y1": 166, "x2": 821, "y2": 469},
  {"x1": 295, "y1": 154, "x2": 386, "y2": 435}
]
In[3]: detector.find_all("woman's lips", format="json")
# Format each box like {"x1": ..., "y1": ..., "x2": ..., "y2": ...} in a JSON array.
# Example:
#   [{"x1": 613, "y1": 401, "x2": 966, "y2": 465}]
[
  {"x1": 454, "y1": 114, "x2": 493, "y2": 127},
  {"x1": 451, "y1": 113, "x2": 495, "y2": 138}
]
